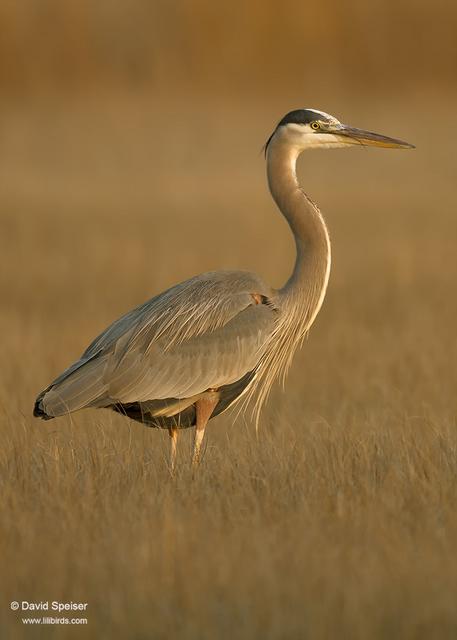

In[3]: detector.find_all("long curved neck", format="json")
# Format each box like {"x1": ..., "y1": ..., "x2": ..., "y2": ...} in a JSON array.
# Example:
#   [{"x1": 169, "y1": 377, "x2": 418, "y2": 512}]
[{"x1": 266, "y1": 137, "x2": 331, "y2": 328}]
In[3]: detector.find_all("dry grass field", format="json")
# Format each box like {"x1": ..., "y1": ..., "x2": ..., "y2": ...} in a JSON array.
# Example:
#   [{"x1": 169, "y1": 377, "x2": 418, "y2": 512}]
[{"x1": 1, "y1": 94, "x2": 457, "y2": 638}]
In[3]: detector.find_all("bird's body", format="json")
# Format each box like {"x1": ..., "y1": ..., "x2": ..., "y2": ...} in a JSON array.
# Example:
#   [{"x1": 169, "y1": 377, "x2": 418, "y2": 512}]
[
  {"x1": 36, "y1": 269, "x2": 276, "y2": 428},
  {"x1": 34, "y1": 108, "x2": 413, "y2": 468}
]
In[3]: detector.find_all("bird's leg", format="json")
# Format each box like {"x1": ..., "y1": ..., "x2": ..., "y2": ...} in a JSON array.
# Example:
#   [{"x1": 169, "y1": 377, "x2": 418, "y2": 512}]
[
  {"x1": 169, "y1": 426, "x2": 178, "y2": 473},
  {"x1": 192, "y1": 392, "x2": 219, "y2": 467}
]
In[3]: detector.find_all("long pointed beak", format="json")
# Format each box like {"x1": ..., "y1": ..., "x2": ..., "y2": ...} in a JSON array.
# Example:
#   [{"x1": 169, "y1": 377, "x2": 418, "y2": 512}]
[{"x1": 333, "y1": 124, "x2": 415, "y2": 149}]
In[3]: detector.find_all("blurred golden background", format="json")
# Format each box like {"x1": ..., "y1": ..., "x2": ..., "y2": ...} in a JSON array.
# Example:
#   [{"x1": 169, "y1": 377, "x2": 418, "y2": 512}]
[
  {"x1": 0, "y1": 0, "x2": 456, "y2": 97},
  {"x1": 1, "y1": 1, "x2": 457, "y2": 638}
]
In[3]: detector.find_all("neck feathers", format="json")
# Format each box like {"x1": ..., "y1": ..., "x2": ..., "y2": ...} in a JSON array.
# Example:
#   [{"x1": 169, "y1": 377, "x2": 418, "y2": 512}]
[
  {"x1": 246, "y1": 137, "x2": 331, "y2": 426},
  {"x1": 266, "y1": 136, "x2": 331, "y2": 328}
]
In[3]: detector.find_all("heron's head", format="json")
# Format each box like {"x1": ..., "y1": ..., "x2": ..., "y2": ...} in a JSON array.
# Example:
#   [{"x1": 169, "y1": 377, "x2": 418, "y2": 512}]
[{"x1": 265, "y1": 108, "x2": 414, "y2": 154}]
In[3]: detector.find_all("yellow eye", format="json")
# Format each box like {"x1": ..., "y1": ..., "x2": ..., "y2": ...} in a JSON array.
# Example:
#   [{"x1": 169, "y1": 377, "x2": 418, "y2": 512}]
[{"x1": 311, "y1": 121, "x2": 320, "y2": 130}]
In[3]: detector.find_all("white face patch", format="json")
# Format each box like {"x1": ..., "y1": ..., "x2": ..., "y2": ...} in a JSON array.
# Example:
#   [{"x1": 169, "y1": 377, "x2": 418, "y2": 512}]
[{"x1": 275, "y1": 122, "x2": 350, "y2": 151}]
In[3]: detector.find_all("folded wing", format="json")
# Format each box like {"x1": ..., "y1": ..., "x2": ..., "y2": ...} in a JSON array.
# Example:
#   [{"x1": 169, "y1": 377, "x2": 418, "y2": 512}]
[{"x1": 35, "y1": 270, "x2": 278, "y2": 419}]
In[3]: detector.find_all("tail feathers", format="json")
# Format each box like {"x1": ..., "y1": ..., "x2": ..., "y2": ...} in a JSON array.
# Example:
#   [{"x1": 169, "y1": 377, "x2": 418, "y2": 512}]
[
  {"x1": 33, "y1": 353, "x2": 109, "y2": 420},
  {"x1": 33, "y1": 391, "x2": 54, "y2": 420}
]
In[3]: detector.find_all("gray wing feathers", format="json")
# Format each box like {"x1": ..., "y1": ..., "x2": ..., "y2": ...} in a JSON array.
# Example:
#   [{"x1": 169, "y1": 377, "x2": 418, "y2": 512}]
[
  {"x1": 38, "y1": 353, "x2": 109, "y2": 416},
  {"x1": 106, "y1": 304, "x2": 274, "y2": 402},
  {"x1": 83, "y1": 271, "x2": 270, "y2": 357},
  {"x1": 38, "y1": 271, "x2": 276, "y2": 418}
]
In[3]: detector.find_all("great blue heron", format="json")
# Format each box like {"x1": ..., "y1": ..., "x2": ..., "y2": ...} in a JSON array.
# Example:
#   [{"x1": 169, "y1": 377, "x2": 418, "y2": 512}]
[{"x1": 34, "y1": 108, "x2": 414, "y2": 469}]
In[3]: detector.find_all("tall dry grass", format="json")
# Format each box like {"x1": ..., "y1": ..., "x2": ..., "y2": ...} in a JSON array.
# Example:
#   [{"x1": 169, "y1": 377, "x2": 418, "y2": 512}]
[{"x1": 1, "y1": 95, "x2": 457, "y2": 638}]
